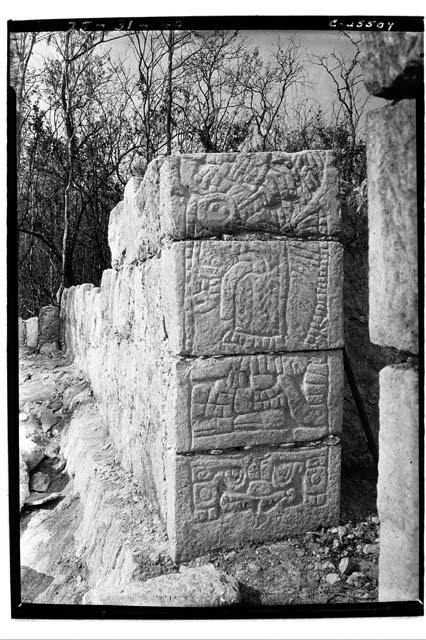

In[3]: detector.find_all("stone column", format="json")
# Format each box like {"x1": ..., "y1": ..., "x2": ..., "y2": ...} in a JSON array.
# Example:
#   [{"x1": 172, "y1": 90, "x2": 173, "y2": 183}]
[
  {"x1": 360, "y1": 32, "x2": 421, "y2": 602},
  {"x1": 64, "y1": 151, "x2": 345, "y2": 561}
]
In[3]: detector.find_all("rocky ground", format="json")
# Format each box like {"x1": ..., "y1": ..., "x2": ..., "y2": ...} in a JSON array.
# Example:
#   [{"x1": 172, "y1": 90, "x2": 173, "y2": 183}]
[{"x1": 18, "y1": 348, "x2": 379, "y2": 607}]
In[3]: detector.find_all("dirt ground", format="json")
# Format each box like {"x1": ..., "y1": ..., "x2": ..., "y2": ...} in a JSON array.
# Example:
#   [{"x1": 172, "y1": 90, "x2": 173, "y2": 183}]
[{"x1": 18, "y1": 348, "x2": 379, "y2": 607}]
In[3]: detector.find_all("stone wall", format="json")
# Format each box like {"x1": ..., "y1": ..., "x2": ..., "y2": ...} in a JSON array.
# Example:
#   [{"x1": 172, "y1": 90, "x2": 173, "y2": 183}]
[
  {"x1": 61, "y1": 150, "x2": 344, "y2": 561},
  {"x1": 360, "y1": 32, "x2": 421, "y2": 602}
]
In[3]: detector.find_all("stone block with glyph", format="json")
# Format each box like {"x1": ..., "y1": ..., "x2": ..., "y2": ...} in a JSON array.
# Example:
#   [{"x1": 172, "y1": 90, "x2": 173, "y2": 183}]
[
  {"x1": 162, "y1": 239, "x2": 343, "y2": 355},
  {"x1": 62, "y1": 150, "x2": 344, "y2": 561},
  {"x1": 109, "y1": 151, "x2": 341, "y2": 267}
]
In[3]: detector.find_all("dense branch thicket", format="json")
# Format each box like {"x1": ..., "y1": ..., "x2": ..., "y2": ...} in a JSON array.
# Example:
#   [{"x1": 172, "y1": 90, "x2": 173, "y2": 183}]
[{"x1": 11, "y1": 29, "x2": 367, "y2": 317}]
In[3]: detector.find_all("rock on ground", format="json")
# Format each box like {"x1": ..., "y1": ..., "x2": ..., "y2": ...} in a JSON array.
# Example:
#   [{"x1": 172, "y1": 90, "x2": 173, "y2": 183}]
[{"x1": 82, "y1": 564, "x2": 240, "y2": 607}]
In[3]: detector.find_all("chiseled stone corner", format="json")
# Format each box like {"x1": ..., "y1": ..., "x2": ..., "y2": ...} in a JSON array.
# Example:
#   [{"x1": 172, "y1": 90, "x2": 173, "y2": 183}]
[
  {"x1": 173, "y1": 351, "x2": 343, "y2": 452},
  {"x1": 167, "y1": 442, "x2": 341, "y2": 561},
  {"x1": 107, "y1": 151, "x2": 342, "y2": 268},
  {"x1": 162, "y1": 239, "x2": 343, "y2": 356},
  {"x1": 360, "y1": 32, "x2": 423, "y2": 99},
  {"x1": 378, "y1": 365, "x2": 419, "y2": 602},
  {"x1": 367, "y1": 100, "x2": 418, "y2": 354},
  {"x1": 160, "y1": 151, "x2": 341, "y2": 241}
]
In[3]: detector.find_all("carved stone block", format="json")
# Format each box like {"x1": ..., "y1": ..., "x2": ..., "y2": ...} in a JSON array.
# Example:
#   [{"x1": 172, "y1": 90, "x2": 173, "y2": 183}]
[
  {"x1": 25, "y1": 317, "x2": 38, "y2": 349},
  {"x1": 367, "y1": 100, "x2": 418, "y2": 353},
  {"x1": 378, "y1": 365, "x2": 419, "y2": 601},
  {"x1": 38, "y1": 305, "x2": 59, "y2": 350},
  {"x1": 163, "y1": 240, "x2": 343, "y2": 355},
  {"x1": 168, "y1": 442, "x2": 340, "y2": 561},
  {"x1": 160, "y1": 151, "x2": 341, "y2": 240},
  {"x1": 108, "y1": 151, "x2": 341, "y2": 267},
  {"x1": 360, "y1": 32, "x2": 423, "y2": 99},
  {"x1": 174, "y1": 351, "x2": 343, "y2": 452}
]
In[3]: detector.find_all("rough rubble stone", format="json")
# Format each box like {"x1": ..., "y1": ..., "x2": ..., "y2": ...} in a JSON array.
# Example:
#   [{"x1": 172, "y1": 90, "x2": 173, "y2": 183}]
[
  {"x1": 18, "y1": 317, "x2": 26, "y2": 346},
  {"x1": 20, "y1": 435, "x2": 45, "y2": 472},
  {"x1": 40, "y1": 407, "x2": 60, "y2": 432},
  {"x1": 168, "y1": 442, "x2": 340, "y2": 561},
  {"x1": 30, "y1": 471, "x2": 51, "y2": 492},
  {"x1": 25, "y1": 317, "x2": 39, "y2": 349},
  {"x1": 163, "y1": 240, "x2": 343, "y2": 355},
  {"x1": 367, "y1": 100, "x2": 418, "y2": 354},
  {"x1": 19, "y1": 381, "x2": 56, "y2": 406},
  {"x1": 38, "y1": 305, "x2": 60, "y2": 349},
  {"x1": 82, "y1": 564, "x2": 240, "y2": 606},
  {"x1": 173, "y1": 351, "x2": 343, "y2": 452},
  {"x1": 108, "y1": 151, "x2": 341, "y2": 267},
  {"x1": 360, "y1": 32, "x2": 423, "y2": 98},
  {"x1": 378, "y1": 365, "x2": 419, "y2": 602}
]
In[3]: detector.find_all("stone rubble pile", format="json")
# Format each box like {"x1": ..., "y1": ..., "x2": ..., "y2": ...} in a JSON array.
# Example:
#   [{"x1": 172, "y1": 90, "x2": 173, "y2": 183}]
[
  {"x1": 360, "y1": 31, "x2": 421, "y2": 603},
  {"x1": 61, "y1": 150, "x2": 344, "y2": 561}
]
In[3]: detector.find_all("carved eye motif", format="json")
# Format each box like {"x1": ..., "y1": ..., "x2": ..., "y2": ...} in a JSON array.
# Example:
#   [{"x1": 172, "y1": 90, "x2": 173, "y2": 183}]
[{"x1": 196, "y1": 194, "x2": 237, "y2": 230}]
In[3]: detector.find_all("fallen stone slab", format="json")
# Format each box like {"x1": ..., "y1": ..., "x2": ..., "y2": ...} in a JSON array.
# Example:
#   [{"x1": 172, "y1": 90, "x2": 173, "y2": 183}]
[
  {"x1": 25, "y1": 317, "x2": 38, "y2": 349},
  {"x1": 367, "y1": 100, "x2": 418, "y2": 354},
  {"x1": 360, "y1": 32, "x2": 423, "y2": 99},
  {"x1": 19, "y1": 380, "x2": 56, "y2": 406},
  {"x1": 24, "y1": 491, "x2": 62, "y2": 507},
  {"x1": 378, "y1": 364, "x2": 419, "y2": 602},
  {"x1": 109, "y1": 151, "x2": 341, "y2": 267},
  {"x1": 83, "y1": 564, "x2": 240, "y2": 607},
  {"x1": 168, "y1": 440, "x2": 341, "y2": 561}
]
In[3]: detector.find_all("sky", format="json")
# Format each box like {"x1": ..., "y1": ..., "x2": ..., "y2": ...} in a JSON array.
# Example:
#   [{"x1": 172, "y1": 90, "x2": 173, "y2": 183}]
[{"x1": 23, "y1": 28, "x2": 387, "y2": 136}]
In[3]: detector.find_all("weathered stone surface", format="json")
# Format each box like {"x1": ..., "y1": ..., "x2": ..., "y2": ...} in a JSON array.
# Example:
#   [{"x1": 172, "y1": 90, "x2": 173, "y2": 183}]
[
  {"x1": 30, "y1": 471, "x2": 51, "y2": 492},
  {"x1": 20, "y1": 454, "x2": 30, "y2": 510},
  {"x1": 82, "y1": 564, "x2": 240, "y2": 607},
  {"x1": 360, "y1": 32, "x2": 423, "y2": 98},
  {"x1": 163, "y1": 240, "x2": 343, "y2": 355},
  {"x1": 378, "y1": 365, "x2": 419, "y2": 602},
  {"x1": 108, "y1": 151, "x2": 341, "y2": 267},
  {"x1": 38, "y1": 305, "x2": 59, "y2": 349},
  {"x1": 168, "y1": 441, "x2": 340, "y2": 561},
  {"x1": 20, "y1": 435, "x2": 45, "y2": 472},
  {"x1": 173, "y1": 351, "x2": 343, "y2": 452},
  {"x1": 18, "y1": 317, "x2": 26, "y2": 346},
  {"x1": 40, "y1": 408, "x2": 60, "y2": 432},
  {"x1": 19, "y1": 381, "x2": 56, "y2": 406},
  {"x1": 25, "y1": 317, "x2": 38, "y2": 349},
  {"x1": 367, "y1": 100, "x2": 418, "y2": 354}
]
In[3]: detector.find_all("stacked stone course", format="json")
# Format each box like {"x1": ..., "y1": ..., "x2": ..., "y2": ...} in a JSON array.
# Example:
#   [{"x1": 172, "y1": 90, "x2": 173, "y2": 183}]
[
  {"x1": 360, "y1": 32, "x2": 421, "y2": 602},
  {"x1": 62, "y1": 150, "x2": 344, "y2": 560}
]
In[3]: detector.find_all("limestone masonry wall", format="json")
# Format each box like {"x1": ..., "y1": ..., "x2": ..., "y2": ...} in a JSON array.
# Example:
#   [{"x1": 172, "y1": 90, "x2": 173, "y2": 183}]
[
  {"x1": 62, "y1": 150, "x2": 344, "y2": 560},
  {"x1": 360, "y1": 32, "x2": 421, "y2": 602}
]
